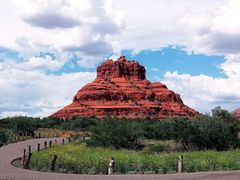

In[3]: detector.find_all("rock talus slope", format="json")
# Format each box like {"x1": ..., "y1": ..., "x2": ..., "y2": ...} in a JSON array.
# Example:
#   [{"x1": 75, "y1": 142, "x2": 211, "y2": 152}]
[{"x1": 50, "y1": 56, "x2": 198, "y2": 119}]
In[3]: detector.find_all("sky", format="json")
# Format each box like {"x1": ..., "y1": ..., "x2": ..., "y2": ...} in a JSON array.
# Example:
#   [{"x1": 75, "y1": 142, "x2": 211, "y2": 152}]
[{"x1": 0, "y1": 0, "x2": 240, "y2": 118}]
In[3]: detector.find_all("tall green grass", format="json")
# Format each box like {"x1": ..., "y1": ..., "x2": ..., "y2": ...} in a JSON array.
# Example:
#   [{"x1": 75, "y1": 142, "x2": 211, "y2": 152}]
[{"x1": 29, "y1": 143, "x2": 240, "y2": 174}]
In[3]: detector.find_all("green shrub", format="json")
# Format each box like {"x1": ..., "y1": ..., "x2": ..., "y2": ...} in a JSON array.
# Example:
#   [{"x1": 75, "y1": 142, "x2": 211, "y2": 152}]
[
  {"x1": 86, "y1": 118, "x2": 143, "y2": 150},
  {"x1": 142, "y1": 120, "x2": 174, "y2": 140},
  {"x1": 59, "y1": 117, "x2": 97, "y2": 131},
  {"x1": 10, "y1": 116, "x2": 37, "y2": 136},
  {"x1": 194, "y1": 114, "x2": 239, "y2": 150},
  {"x1": 37, "y1": 118, "x2": 62, "y2": 128},
  {"x1": 142, "y1": 140, "x2": 183, "y2": 153},
  {"x1": 70, "y1": 117, "x2": 97, "y2": 131},
  {"x1": 72, "y1": 134, "x2": 81, "y2": 141},
  {"x1": 142, "y1": 107, "x2": 240, "y2": 151},
  {"x1": 0, "y1": 129, "x2": 7, "y2": 146},
  {"x1": 171, "y1": 117, "x2": 200, "y2": 150}
]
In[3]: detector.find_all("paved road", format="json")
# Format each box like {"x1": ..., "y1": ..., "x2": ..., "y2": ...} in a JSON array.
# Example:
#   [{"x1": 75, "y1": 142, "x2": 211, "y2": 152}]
[{"x1": 1, "y1": 138, "x2": 240, "y2": 180}]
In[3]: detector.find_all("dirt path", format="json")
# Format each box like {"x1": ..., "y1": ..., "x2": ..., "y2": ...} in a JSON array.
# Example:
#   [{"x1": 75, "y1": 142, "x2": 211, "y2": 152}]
[{"x1": 1, "y1": 138, "x2": 240, "y2": 180}]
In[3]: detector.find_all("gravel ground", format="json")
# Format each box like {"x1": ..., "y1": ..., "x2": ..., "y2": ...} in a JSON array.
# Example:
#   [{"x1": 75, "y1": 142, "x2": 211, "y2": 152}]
[{"x1": 1, "y1": 138, "x2": 240, "y2": 180}]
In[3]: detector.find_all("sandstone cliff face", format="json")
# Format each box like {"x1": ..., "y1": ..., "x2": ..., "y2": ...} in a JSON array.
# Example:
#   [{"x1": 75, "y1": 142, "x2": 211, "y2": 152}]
[
  {"x1": 232, "y1": 108, "x2": 240, "y2": 120},
  {"x1": 50, "y1": 56, "x2": 199, "y2": 119}
]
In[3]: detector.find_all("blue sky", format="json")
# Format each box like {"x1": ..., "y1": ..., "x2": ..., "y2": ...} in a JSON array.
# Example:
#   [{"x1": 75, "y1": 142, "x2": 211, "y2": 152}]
[
  {"x1": 28, "y1": 47, "x2": 225, "y2": 79},
  {"x1": 0, "y1": 0, "x2": 240, "y2": 117},
  {"x1": 120, "y1": 48, "x2": 226, "y2": 81}
]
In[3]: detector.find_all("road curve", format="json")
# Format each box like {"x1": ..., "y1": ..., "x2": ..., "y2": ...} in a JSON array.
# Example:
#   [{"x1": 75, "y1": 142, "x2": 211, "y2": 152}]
[{"x1": 1, "y1": 138, "x2": 240, "y2": 180}]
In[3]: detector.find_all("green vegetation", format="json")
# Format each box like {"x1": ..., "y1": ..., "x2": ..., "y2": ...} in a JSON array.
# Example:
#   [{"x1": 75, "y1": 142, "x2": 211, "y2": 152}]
[
  {"x1": 142, "y1": 140, "x2": 183, "y2": 153},
  {"x1": 84, "y1": 107, "x2": 239, "y2": 151},
  {"x1": 2, "y1": 106, "x2": 240, "y2": 174},
  {"x1": 10, "y1": 117, "x2": 37, "y2": 136},
  {"x1": 86, "y1": 118, "x2": 143, "y2": 149},
  {"x1": 0, "y1": 116, "x2": 61, "y2": 145},
  {"x1": 29, "y1": 143, "x2": 240, "y2": 174},
  {"x1": 193, "y1": 114, "x2": 239, "y2": 150},
  {"x1": 59, "y1": 117, "x2": 96, "y2": 131},
  {"x1": 0, "y1": 129, "x2": 7, "y2": 146},
  {"x1": 0, "y1": 106, "x2": 240, "y2": 151}
]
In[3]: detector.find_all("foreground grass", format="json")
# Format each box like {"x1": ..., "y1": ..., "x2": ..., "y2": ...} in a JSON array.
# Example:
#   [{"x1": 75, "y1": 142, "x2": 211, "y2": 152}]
[{"x1": 29, "y1": 143, "x2": 240, "y2": 174}]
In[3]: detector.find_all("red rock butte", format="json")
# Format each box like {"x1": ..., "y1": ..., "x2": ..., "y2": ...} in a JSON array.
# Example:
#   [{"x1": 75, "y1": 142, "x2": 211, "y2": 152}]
[
  {"x1": 232, "y1": 108, "x2": 240, "y2": 120},
  {"x1": 50, "y1": 56, "x2": 199, "y2": 119}
]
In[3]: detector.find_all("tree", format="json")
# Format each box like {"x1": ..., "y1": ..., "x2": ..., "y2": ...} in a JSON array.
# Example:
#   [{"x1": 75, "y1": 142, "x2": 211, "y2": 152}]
[
  {"x1": 211, "y1": 106, "x2": 239, "y2": 149},
  {"x1": 38, "y1": 118, "x2": 62, "y2": 128},
  {"x1": 0, "y1": 129, "x2": 7, "y2": 146},
  {"x1": 212, "y1": 106, "x2": 236, "y2": 122},
  {"x1": 170, "y1": 117, "x2": 200, "y2": 150},
  {"x1": 142, "y1": 120, "x2": 174, "y2": 140},
  {"x1": 86, "y1": 118, "x2": 143, "y2": 150},
  {"x1": 169, "y1": 108, "x2": 240, "y2": 151},
  {"x1": 11, "y1": 116, "x2": 37, "y2": 136},
  {"x1": 70, "y1": 117, "x2": 97, "y2": 131},
  {"x1": 59, "y1": 117, "x2": 97, "y2": 131},
  {"x1": 194, "y1": 114, "x2": 239, "y2": 151}
]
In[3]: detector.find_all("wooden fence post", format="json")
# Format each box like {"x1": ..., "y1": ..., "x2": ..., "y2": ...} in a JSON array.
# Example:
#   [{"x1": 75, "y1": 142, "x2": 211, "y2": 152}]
[
  {"x1": 28, "y1": 145, "x2": 31, "y2": 154},
  {"x1": 49, "y1": 155, "x2": 58, "y2": 171},
  {"x1": 108, "y1": 157, "x2": 115, "y2": 175},
  {"x1": 55, "y1": 140, "x2": 57, "y2": 145},
  {"x1": 23, "y1": 146, "x2": 32, "y2": 169},
  {"x1": 49, "y1": 141, "x2": 52, "y2": 148},
  {"x1": 178, "y1": 155, "x2": 183, "y2": 173},
  {"x1": 37, "y1": 143, "x2": 40, "y2": 152},
  {"x1": 23, "y1": 153, "x2": 32, "y2": 169},
  {"x1": 22, "y1": 149, "x2": 26, "y2": 165},
  {"x1": 44, "y1": 141, "x2": 47, "y2": 149}
]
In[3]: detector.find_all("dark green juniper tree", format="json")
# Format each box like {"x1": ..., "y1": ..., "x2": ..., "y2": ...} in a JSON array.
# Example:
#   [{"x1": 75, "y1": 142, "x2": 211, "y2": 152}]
[
  {"x1": 0, "y1": 129, "x2": 7, "y2": 146},
  {"x1": 86, "y1": 118, "x2": 143, "y2": 150}
]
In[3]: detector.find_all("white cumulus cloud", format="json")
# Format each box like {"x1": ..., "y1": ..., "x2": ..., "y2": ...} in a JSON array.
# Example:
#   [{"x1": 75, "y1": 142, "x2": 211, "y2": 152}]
[
  {"x1": 0, "y1": 60, "x2": 96, "y2": 117},
  {"x1": 162, "y1": 70, "x2": 240, "y2": 113},
  {"x1": 181, "y1": 0, "x2": 240, "y2": 55},
  {"x1": 10, "y1": 0, "x2": 124, "y2": 68},
  {"x1": 0, "y1": 111, "x2": 30, "y2": 118}
]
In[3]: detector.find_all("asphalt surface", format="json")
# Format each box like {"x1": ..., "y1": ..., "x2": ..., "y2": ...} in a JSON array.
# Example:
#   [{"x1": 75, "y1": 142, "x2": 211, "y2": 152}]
[{"x1": 1, "y1": 138, "x2": 240, "y2": 180}]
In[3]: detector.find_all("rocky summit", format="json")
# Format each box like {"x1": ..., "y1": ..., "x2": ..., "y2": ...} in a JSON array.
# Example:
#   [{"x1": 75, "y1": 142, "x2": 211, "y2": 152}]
[{"x1": 50, "y1": 56, "x2": 199, "y2": 119}]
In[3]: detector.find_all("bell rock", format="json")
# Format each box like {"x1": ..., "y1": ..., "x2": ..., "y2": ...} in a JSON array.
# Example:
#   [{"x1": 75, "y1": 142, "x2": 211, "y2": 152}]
[{"x1": 50, "y1": 56, "x2": 199, "y2": 119}]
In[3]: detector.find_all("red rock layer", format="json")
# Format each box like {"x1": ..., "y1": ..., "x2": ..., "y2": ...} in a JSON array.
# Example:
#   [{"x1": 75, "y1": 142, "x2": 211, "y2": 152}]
[
  {"x1": 50, "y1": 56, "x2": 199, "y2": 119},
  {"x1": 232, "y1": 108, "x2": 240, "y2": 120}
]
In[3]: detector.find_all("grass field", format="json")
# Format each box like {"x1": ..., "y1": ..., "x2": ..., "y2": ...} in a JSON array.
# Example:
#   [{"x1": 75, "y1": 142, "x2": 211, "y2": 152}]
[{"x1": 29, "y1": 142, "x2": 240, "y2": 174}]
